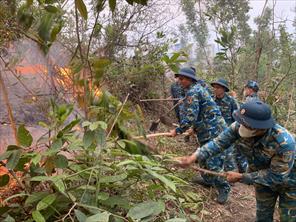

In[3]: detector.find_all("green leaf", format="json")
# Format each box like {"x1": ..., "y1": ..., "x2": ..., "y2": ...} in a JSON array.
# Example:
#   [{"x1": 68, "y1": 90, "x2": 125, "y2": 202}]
[
  {"x1": 98, "y1": 192, "x2": 109, "y2": 200},
  {"x1": 75, "y1": 209, "x2": 87, "y2": 222},
  {"x1": 50, "y1": 23, "x2": 62, "y2": 42},
  {"x1": 32, "y1": 210, "x2": 45, "y2": 222},
  {"x1": 127, "y1": 201, "x2": 165, "y2": 220},
  {"x1": 85, "y1": 212, "x2": 110, "y2": 222},
  {"x1": 36, "y1": 193, "x2": 56, "y2": 211},
  {"x1": 83, "y1": 131, "x2": 95, "y2": 148},
  {"x1": 75, "y1": 0, "x2": 88, "y2": 20},
  {"x1": 44, "y1": 5, "x2": 58, "y2": 13},
  {"x1": 0, "y1": 151, "x2": 12, "y2": 161},
  {"x1": 17, "y1": 125, "x2": 33, "y2": 147},
  {"x1": 3, "y1": 215, "x2": 15, "y2": 222},
  {"x1": 25, "y1": 192, "x2": 49, "y2": 207},
  {"x1": 51, "y1": 138, "x2": 63, "y2": 150},
  {"x1": 6, "y1": 150, "x2": 21, "y2": 170},
  {"x1": 0, "y1": 174, "x2": 10, "y2": 187},
  {"x1": 165, "y1": 219, "x2": 187, "y2": 222},
  {"x1": 95, "y1": 128, "x2": 106, "y2": 148},
  {"x1": 146, "y1": 169, "x2": 176, "y2": 192},
  {"x1": 32, "y1": 153, "x2": 42, "y2": 165},
  {"x1": 61, "y1": 119, "x2": 80, "y2": 134},
  {"x1": 54, "y1": 154, "x2": 68, "y2": 168},
  {"x1": 109, "y1": 0, "x2": 116, "y2": 12},
  {"x1": 101, "y1": 196, "x2": 130, "y2": 209},
  {"x1": 52, "y1": 178, "x2": 66, "y2": 193},
  {"x1": 171, "y1": 53, "x2": 180, "y2": 62},
  {"x1": 100, "y1": 173, "x2": 127, "y2": 183}
]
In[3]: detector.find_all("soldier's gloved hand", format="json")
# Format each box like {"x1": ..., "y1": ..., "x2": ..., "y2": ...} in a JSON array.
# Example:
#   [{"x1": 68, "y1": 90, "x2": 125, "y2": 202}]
[
  {"x1": 225, "y1": 171, "x2": 242, "y2": 183},
  {"x1": 174, "y1": 153, "x2": 197, "y2": 168},
  {"x1": 168, "y1": 129, "x2": 177, "y2": 137}
]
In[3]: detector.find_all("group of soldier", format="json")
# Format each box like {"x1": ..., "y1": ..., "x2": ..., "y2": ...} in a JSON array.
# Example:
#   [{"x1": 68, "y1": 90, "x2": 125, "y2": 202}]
[{"x1": 167, "y1": 67, "x2": 296, "y2": 222}]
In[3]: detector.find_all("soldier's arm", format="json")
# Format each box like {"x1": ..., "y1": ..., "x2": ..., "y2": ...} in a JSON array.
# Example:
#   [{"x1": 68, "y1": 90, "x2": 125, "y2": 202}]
[
  {"x1": 195, "y1": 123, "x2": 239, "y2": 161},
  {"x1": 175, "y1": 93, "x2": 199, "y2": 134},
  {"x1": 241, "y1": 140, "x2": 295, "y2": 187}
]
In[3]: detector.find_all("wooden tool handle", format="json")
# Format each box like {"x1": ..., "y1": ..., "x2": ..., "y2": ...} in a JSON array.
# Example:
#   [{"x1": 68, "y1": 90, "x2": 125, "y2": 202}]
[
  {"x1": 140, "y1": 98, "x2": 181, "y2": 102},
  {"x1": 133, "y1": 132, "x2": 189, "y2": 139},
  {"x1": 191, "y1": 166, "x2": 226, "y2": 178},
  {"x1": 133, "y1": 132, "x2": 171, "y2": 139}
]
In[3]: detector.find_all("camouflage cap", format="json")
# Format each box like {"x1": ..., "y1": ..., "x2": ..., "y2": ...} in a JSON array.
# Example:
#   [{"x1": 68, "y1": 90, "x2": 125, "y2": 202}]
[
  {"x1": 233, "y1": 101, "x2": 275, "y2": 129},
  {"x1": 245, "y1": 80, "x2": 259, "y2": 92},
  {"x1": 211, "y1": 78, "x2": 229, "y2": 92},
  {"x1": 175, "y1": 67, "x2": 198, "y2": 82}
]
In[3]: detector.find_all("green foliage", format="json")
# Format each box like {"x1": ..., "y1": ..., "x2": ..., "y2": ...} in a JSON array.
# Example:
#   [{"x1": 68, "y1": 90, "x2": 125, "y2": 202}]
[{"x1": 0, "y1": 96, "x2": 200, "y2": 221}]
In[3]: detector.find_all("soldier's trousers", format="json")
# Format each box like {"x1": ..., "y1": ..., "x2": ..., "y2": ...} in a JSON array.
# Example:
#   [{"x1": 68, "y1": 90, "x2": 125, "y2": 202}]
[
  {"x1": 198, "y1": 141, "x2": 230, "y2": 192},
  {"x1": 255, "y1": 184, "x2": 296, "y2": 222}
]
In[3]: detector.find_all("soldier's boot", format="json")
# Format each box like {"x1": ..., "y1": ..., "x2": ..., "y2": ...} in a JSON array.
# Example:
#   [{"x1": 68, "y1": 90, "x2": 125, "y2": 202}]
[
  {"x1": 191, "y1": 175, "x2": 212, "y2": 187},
  {"x1": 217, "y1": 188, "x2": 230, "y2": 204}
]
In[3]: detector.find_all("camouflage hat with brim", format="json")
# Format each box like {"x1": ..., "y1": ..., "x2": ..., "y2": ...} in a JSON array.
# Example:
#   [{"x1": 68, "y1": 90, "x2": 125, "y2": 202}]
[
  {"x1": 175, "y1": 67, "x2": 198, "y2": 82},
  {"x1": 211, "y1": 78, "x2": 229, "y2": 92},
  {"x1": 245, "y1": 80, "x2": 259, "y2": 92},
  {"x1": 233, "y1": 101, "x2": 275, "y2": 129}
]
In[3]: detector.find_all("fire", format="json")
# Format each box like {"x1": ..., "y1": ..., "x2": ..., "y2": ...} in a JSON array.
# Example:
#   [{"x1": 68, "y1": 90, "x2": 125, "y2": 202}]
[{"x1": 15, "y1": 64, "x2": 47, "y2": 75}]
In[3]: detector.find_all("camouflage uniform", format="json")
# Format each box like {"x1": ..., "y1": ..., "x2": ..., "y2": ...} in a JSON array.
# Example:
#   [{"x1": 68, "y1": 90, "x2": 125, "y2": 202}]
[
  {"x1": 196, "y1": 122, "x2": 296, "y2": 222},
  {"x1": 245, "y1": 93, "x2": 260, "y2": 102},
  {"x1": 245, "y1": 80, "x2": 260, "y2": 102},
  {"x1": 170, "y1": 82, "x2": 185, "y2": 123},
  {"x1": 176, "y1": 82, "x2": 230, "y2": 193},
  {"x1": 213, "y1": 93, "x2": 238, "y2": 171}
]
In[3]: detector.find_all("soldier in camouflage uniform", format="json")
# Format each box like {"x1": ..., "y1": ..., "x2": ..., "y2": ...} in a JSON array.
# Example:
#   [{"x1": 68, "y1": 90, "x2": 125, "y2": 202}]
[
  {"x1": 176, "y1": 101, "x2": 296, "y2": 222},
  {"x1": 211, "y1": 78, "x2": 238, "y2": 171},
  {"x1": 244, "y1": 80, "x2": 260, "y2": 102},
  {"x1": 170, "y1": 81, "x2": 185, "y2": 123},
  {"x1": 234, "y1": 80, "x2": 260, "y2": 172},
  {"x1": 169, "y1": 67, "x2": 231, "y2": 204}
]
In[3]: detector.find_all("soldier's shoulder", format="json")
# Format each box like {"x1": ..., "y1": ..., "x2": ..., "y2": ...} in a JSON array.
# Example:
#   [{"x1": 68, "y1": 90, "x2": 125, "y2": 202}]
[{"x1": 272, "y1": 124, "x2": 295, "y2": 146}]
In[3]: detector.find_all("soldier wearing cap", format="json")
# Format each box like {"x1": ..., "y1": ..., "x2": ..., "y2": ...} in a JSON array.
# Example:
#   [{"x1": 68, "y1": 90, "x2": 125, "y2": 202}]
[
  {"x1": 244, "y1": 80, "x2": 260, "y2": 101},
  {"x1": 211, "y1": 78, "x2": 239, "y2": 171},
  {"x1": 176, "y1": 101, "x2": 296, "y2": 222},
  {"x1": 169, "y1": 67, "x2": 231, "y2": 204},
  {"x1": 170, "y1": 80, "x2": 185, "y2": 123}
]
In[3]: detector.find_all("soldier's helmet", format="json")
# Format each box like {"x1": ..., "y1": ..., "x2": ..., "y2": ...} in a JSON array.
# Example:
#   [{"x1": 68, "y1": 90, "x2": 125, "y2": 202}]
[
  {"x1": 210, "y1": 78, "x2": 229, "y2": 92},
  {"x1": 233, "y1": 101, "x2": 275, "y2": 129},
  {"x1": 175, "y1": 67, "x2": 198, "y2": 82},
  {"x1": 245, "y1": 80, "x2": 259, "y2": 92}
]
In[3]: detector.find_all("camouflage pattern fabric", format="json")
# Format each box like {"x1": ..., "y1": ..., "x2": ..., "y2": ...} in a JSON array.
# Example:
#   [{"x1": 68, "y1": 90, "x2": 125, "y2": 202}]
[
  {"x1": 214, "y1": 93, "x2": 239, "y2": 171},
  {"x1": 245, "y1": 93, "x2": 260, "y2": 102},
  {"x1": 170, "y1": 82, "x2": 185, "y2": 123},
  {"x1": 196, "y1": 122, "x2": 296, "y2": 221},
  {"x1": 176, "y1": 82, "x2": 230, "y2": 192}
]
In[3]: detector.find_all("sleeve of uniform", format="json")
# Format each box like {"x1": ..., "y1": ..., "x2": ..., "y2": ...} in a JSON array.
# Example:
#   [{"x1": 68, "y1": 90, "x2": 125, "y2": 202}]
[
  {"x1": 241, "y1": 135, "x2": 296, "y2": 187},
  {"x1": 175, "y1": 90, "x2": 199, "y2": 134},
  {"x1": 195, "y1": 123, "x2": 239, "y2": 161},
  {"x1": 231, "y1": 98, "x2": 239, "y2": 122}
]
